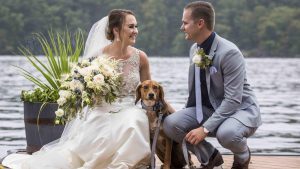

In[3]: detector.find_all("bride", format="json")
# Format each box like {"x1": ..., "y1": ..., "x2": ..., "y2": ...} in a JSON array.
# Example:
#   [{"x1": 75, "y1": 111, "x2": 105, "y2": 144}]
[{"x1": 2, "y1": 9, "x2": 152, "y2": 169}]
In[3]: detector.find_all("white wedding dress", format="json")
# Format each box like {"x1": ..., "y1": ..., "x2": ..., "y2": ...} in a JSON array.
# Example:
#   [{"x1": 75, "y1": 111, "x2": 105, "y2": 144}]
[{"x1": 2, "y1": 50, "x2": 151, "y2": 169}]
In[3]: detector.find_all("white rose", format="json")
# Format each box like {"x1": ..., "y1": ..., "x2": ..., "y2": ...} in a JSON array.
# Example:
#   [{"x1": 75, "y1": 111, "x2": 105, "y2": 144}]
[
  {"x1": 93, "y1": 74, "x2": 105, "y2": 85},
  {"x1": 192, "y1": 54, "x2": 202, "y2": 64},
  {"x1": 57, "y1": 97, "x2": 67, "y2": 106},
  {"x1": 79, "y1": 66, "x2": 96, "y2": 77},
  {"x1": 55, "y1": 109, "x2": 64, "y2": 117},
  {"x1": 101, "y1": 65, "x2": 114, "y2": 77}
]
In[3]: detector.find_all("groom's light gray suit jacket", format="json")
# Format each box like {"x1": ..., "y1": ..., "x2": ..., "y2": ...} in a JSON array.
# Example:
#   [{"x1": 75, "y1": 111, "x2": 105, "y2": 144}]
[{"x1": 186, "y1": 34, "x2": 262, "y2": 132}]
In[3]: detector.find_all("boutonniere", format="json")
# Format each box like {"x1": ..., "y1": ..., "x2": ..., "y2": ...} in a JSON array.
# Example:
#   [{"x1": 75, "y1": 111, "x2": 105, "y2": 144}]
[
  {"x1": 192, "y1": 48, "x2": 212, "y2": 69},
  {"x1": 193, "y1": 48, "x2": 218, "y2": 75}
]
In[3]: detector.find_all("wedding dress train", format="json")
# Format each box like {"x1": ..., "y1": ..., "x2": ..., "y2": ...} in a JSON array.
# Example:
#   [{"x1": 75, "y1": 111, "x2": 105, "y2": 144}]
[{"x1": 2, "y1": 50, "x2": 151, "y2": 169}]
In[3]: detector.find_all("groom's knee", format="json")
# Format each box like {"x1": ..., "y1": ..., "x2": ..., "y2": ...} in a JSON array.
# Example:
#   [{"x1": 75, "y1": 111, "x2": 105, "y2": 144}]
[
  {"x1": 216, "y1": 126, "x2": 238, "y2": 149},
  {"x1": 164, "y1": 116, "x2": 192, "y2": 146},
  {"x1": 163, "y1": 114, "x2": 186, "y2": 142},
  {"x1": 216, "y1": 119, "x2": 248, "y2": 152},
  {"x1": 163, "y1": 115, "x2": 177, "y2": 138}
]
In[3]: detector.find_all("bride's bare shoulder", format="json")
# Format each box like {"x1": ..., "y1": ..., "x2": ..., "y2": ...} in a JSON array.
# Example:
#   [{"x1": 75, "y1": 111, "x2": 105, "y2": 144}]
[
  {"x1": 130, "y1": 46, "x2": 149, "y2": 66},
  {"x1": 130, "y1": 46, "x2": 148, "y2": 59}
]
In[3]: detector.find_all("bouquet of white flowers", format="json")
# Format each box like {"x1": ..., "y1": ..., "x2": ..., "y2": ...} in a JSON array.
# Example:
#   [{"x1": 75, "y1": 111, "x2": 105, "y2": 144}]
[{"x1": 54, "y1": 56, "x2": 122, "y2": 124}]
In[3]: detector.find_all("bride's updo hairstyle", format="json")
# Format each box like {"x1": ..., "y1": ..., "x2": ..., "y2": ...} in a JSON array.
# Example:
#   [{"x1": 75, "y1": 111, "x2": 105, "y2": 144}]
[{"x1": 106, "y1": 9, "x2": 135, "y2": 41}]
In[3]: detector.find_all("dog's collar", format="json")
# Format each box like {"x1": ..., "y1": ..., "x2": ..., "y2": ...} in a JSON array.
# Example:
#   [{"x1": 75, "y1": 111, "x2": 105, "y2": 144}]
[{"x1": 141, "y1": 101, "x2": 163, "y2": 112}]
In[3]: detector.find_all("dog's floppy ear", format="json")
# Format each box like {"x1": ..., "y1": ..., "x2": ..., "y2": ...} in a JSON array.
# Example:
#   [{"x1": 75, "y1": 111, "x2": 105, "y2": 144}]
[
  {"x1": 135, "y1": 83, "x2": 142, "y2": 105},
  {"x1": 158, "y1": 84, "x2": 168, "y2": 113},
  {"x1": 158, "y1": 84, "x2": 165, "y2": 101}
]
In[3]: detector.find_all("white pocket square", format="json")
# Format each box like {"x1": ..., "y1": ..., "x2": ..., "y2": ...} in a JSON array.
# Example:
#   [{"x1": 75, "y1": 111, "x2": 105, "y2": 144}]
[{"x1": 209, "y1": 66, "x2": 218, "y2": 75}]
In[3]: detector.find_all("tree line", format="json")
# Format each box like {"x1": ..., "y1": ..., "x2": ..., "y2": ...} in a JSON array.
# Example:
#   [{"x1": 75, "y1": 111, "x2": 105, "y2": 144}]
[{"x1": 1, "y1": 0, "x2": 299, "y2": 57}]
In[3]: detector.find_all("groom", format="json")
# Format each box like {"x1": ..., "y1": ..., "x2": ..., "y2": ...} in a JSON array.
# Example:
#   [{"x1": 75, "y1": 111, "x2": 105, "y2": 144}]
[{"x1": 163, "y1": 1, "x2": 262, "y2": 169}]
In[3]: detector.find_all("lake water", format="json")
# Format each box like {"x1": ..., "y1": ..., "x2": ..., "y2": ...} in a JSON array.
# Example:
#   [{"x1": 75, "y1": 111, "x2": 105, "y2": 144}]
[{"x1": 0, "y1": 56, "x2": 300, "y2": 158}]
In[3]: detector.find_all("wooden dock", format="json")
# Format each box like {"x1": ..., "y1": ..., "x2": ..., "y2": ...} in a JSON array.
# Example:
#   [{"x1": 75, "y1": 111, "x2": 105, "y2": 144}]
[
  {"x1": 1, "y1": 154, "x2": 300, "y2": 169},
  {"x1": 156, "y1": 154, "x2": 300, "y2": 169},
  {"x1": 220, "y1": 155, "x2": 300, "y2": 169}
]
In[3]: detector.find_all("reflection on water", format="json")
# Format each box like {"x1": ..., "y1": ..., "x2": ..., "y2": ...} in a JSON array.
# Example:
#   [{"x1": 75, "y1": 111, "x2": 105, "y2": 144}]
[{"x1": 0, "y1": 56, "x2": 300, "y2": 157}]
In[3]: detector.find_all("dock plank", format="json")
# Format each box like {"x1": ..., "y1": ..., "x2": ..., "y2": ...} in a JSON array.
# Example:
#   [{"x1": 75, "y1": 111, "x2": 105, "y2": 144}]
[
  {"x1": 155, "y1": 155, "x2": 300, "y2": 169},
  {"x1": 222, "y1": 155, "x2": 300, "y2": 169}
]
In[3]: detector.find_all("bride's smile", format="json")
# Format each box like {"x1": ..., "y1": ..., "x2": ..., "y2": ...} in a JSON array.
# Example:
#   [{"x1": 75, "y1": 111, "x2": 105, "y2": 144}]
[{"x1": 121, "y1": 14, "x2": 138, "y2": 45}]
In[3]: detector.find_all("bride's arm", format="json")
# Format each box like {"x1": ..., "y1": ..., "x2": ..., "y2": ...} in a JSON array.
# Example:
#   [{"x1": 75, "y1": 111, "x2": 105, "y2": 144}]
[{"x1": 139, "y1": 50, "x2": 151, "y2": 82}]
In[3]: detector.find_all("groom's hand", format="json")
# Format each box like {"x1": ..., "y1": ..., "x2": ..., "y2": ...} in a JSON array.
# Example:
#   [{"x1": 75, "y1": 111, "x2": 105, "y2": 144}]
[{"x1": 185, "y1": 127, "x2": 208, "y2": 145}]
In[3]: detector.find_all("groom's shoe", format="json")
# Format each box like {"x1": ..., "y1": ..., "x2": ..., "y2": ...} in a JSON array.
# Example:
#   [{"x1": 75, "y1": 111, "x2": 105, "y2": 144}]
[
  {"x1": 200, "y1": 149, "x2": 224, "y2": 169},
  {"x1": 231, "y1": 147, "x2": 251, "y2": 169}
]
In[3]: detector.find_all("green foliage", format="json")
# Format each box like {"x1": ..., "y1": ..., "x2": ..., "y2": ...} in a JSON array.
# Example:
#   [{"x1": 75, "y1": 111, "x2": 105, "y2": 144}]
[
  {"x1": 257, "y1": 6, "x2": 300, "y2": 56},
  {"x1": 21, "y1": 88, "x2": 59, "y2": 103},
  {"x1": 1, "y1": 0, "x2": 300, "y2": 57},
  {"x1": 17, "y1": 29, "x2": 85, "y2": 103}
]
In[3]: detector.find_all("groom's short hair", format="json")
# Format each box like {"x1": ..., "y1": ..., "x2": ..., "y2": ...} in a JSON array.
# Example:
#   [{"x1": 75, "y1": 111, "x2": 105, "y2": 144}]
[{"x1": 185, "y1": 1, "x2": 215, "y2": 31}]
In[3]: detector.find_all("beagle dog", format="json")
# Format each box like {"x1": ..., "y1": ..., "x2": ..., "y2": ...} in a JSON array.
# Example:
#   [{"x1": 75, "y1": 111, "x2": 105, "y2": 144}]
[{"x1": 135, "y1": 80, "x2": 191, "y2": 169}]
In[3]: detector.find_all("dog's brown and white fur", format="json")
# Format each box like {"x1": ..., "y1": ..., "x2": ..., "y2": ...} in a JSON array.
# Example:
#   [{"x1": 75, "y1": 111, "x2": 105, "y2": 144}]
[{"x1": 136, "y1": 80, "x2": 187, "y2": 169}]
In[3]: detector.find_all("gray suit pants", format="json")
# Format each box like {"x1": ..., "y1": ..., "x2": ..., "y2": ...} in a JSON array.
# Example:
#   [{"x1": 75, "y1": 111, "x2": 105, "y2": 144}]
[{"x1": 163, "y1": 106, "x2": 257, "y2": 164}]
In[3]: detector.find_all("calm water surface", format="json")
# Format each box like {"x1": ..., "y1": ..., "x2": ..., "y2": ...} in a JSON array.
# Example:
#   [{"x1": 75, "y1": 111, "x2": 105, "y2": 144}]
[{"x1": 0, "y1": 56, "x2": 300, "y2": 157}]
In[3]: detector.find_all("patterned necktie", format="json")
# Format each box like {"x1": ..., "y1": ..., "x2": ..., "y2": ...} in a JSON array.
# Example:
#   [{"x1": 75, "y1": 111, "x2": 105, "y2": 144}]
[{"x1": 195, "y1": 66, "x2": 203, "y2": 123}]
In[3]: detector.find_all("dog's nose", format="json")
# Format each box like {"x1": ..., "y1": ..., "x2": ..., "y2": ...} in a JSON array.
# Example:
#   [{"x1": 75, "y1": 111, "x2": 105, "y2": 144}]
[{"x1": 148, "y1": 93, "x2": 154, "y2": 99}]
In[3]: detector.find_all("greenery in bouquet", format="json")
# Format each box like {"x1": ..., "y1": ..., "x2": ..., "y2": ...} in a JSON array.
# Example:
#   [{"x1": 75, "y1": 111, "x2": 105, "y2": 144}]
[
  {"x1": 54, "y1": 56, "x2": 123, "y2": 124},
  {"x1": 18, "y1": 29, "x2": 84, "y2": 103}
]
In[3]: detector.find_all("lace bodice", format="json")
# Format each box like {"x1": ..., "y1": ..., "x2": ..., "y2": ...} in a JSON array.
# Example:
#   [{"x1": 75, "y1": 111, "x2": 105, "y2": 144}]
[{"x1": 117, "y1": 49, "x2": 140, "y2": 97}]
